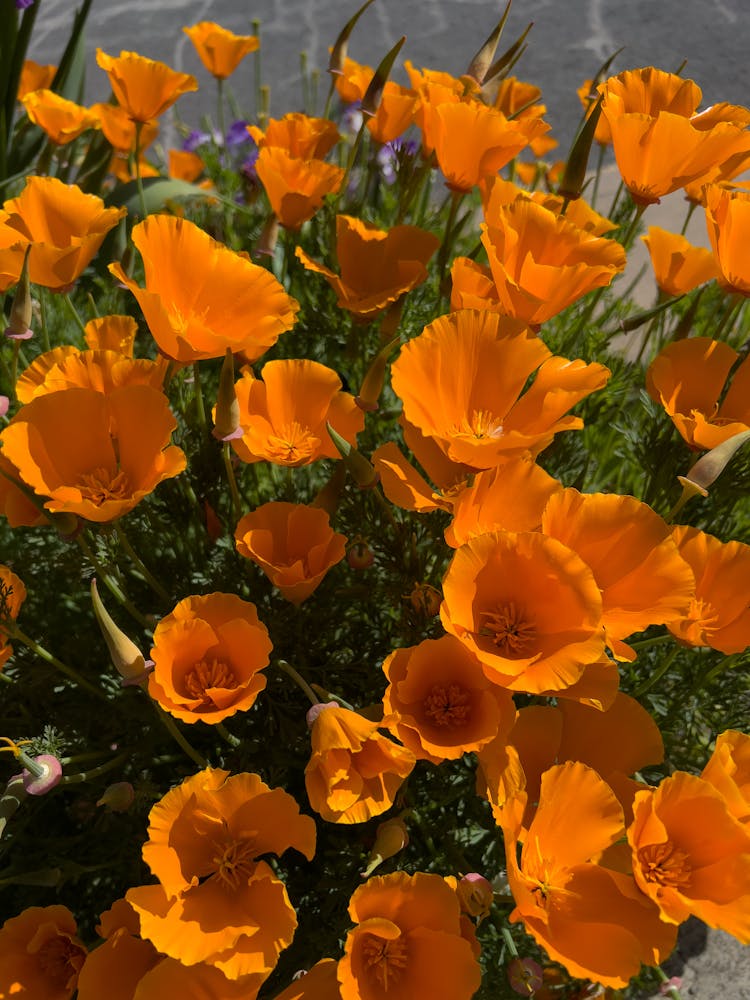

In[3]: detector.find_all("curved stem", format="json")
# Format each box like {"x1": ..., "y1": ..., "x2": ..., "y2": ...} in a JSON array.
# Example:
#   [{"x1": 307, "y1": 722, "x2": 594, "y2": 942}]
[
  {"x1": 62, "y1": 292, "x2": 87, "y2": 337},
  {"x1": 61, "y1": 750, "x2": 130, "y2": 785},
  {"x1": 115, "y1": 522, "x2": 170, "y2": 603},
  {"x1": 222, "y1": 442, "x2": 242, "y2": 523},
  {"x1": 8, "y1": 625, "x2": 106, "y2": 699},
  {"x1": 215, "y1": 722, "x2": 241, "y2": 748},
  {"x1": 152, "y1": 703, "x2": 208, "y2": 769},
  {"x1": 277, "y1": 659, "x2": 319, "y2": 706},
  {"x1": 134, "y1": 121, "x2": 148, "y2": 220},
  {"x1": 634, "y1": 646, "x2": 679, "y2": 698},
  {"x1": 77, "y1": 533, "x2": 150, "y2": 629}
]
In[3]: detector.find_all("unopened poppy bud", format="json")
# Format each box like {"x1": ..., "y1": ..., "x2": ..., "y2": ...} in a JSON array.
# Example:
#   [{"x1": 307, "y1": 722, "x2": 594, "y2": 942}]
[
  {"x1": 557, "y1": 94, "x2": 602, "y2": 202},
  {"x1": 457, "y1": 872, "x2": 493, "y2": 918},
  {"x1": 361, "y1": 36, "x2": 405, "y2": 118},
  {"x1": 464, "y1": 1, "x2": 511, "y2": 85},
  {"x1": 255, "y1": 212, "x2": 279, "y2": 256},
  {"x1": 409, "y1": 582, "x2": 441, "y2": 618},
  {"x1": 328, "y1": 0, "x2": 377, "y2": 76},
  {"x1": 212, "y1": 348, "x2": 243, "y2": 440},
  {"x1": 480, "y1": 22, "x2": 533, "y2": 96},
  {"x1": 507, "y1": 957, "x2": 543, "y2": 996},
  {"x1": 361, "y1": 816, "x2": 409, "y2": 877},
  {"x1": 5, "y1": 247, "x2": 33, "y2": 341},
  {"x1": 90, "y1": 578, "x2": 146, "y2": 683},
  {"x1": 347, "y1": 538, "x2": 374, "y2": 570},
  {"x1": 97, "y1": 781, "x2": 135, "y2": 812},
  {"x1": 311, "y1": 462, "x2": 347, "y2": 518},
  {"x1": 326, "y1": 422, "x2": 379, "y2": 488},
  {"x1": 355, "y1": 336, "x2": 399, "y2": 412}
]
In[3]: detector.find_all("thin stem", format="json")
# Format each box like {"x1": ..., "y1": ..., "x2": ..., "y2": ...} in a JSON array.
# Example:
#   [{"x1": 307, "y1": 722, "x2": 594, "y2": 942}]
[
  {"x1": 153, "y1": 703, "x2": 208, "y2": 769},
  {"x1": 216, "y1": 78, "x2": 228, "y2": 170},
  {"x1": 634, "y1": 646, "x2": 680, "y2": 698},
  {"x1": 76, "y1": 533, "x2": 150, "y2": 629},
  {"x1": 223, "y1": 442, "x2": 242, "y2": 523},
  {"x1": 134, "y1": 121, "x2": 148, "y2": 220},
  {"x1": 628, "y1": 633, "x2": 673, "y2": 652},
  {"x1": 192, "y1": 361, "x2": 209, "y2": 441},
  {"x1": 8, "y1": 625, "x2": 106, "y2": 699},
  {"x1": 60, "y1": 750, "x2": 130, "y2": 785},
  {"x1": 252, "y1": 19, "x2": 262, "y2": 120},
  {"x1": 62, "y1": 293, "x2": 87, "y2": 337},
  {"x1": 338, "y1": 117, "x2": 368, "y2": 203},
  {"x1": 590, "y1": 142, "x2": 606, "y2": 209},
  {"x1": 277, "y1": 659, "x2": 319, "y2": 706},
  {"x1": 655, "y1": 968, "x2": 684, "y2": 1000},
  {"x1": 0, "y1": 775, "x2": 26, "y2": 839},
  {"x1": 436, "y1": 190, "x2": 463, "y2": 284},
  {"x1": 215, "y1": 722, "x2": 241, "y2": 748},
  {"x1": 39, "y1": 286, "x2": 51, "y2": 351},
  {"x1": 115, "y1": 522, "x2": 170, "y2": 603},
  {"x1": 680, "y1": 201, "x2": 697, "y2": 237}
]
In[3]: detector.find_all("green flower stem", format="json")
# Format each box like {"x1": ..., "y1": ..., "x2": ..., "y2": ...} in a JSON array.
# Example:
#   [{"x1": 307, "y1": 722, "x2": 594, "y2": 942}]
[
  {"x1": 216, "y1": 78, "x2": 228, "y2": 170},
  {"x1": 628, "y1": 633, "x2": 673, "y2": 652},
  {"x1": 76, "y1": 533, "x2": 151, "y2": 630},
  {"x1": 436, "y1": 189, "x2": 464, "y2": 284},
  {"x1": 60, "y1": 750, "x2": 130, "y2": 785},
  {"x1": 310, "y1": 683, "x2": 355, "y2": 710},
  {"x1": 39, "y1": 287, "x2": 51, "y2": 352},
  {"x1": 655, "y1": 968, "x2": 684, "y2": 1000},
  {"x1": 634, "y1": 646, "x2": 680, "y2": 698},
  {"x1": 338, "y1": 117, "x2": 368, "y2": 204},
  {"x1": 223, "y1": 442, "x2": 242, "y2": 524},
  {"x1": 62, "y1": 292, "x2": 87, "y2": 337},
  {"x1": 277, "y1": 659, "x2": 319, "y2": 706},
  {"x1": 115, "y1": 522, "x2": 171, "y2": 604},
  {"x1": 0, "y1": 775, "x2": 26, "y2": 839},
  {"x1": 7, "y1": 625, "x2": 106, "y2": 700},
  {"x1": 501, "y1": 926, "x2": 519, "y2": 958},
  {"x1": 153, "y1": 703, "x2": 208, "y2": 769},
  {"x1": 590, "y1": 142, "x2": 606, "y2": 209},
  {"x1": 134, "y1": 121, "x2": 148, "y2": 220},
  {"x1": 215, "y1": 722, "x2": 241, "y2": 748},
  {"x1": 192, "y1": 361, "x2": 209, "y2": 441}
]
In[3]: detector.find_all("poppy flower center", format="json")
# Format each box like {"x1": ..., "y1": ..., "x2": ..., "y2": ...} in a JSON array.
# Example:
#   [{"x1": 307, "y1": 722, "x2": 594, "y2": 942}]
[
  {"x1": 78, "y1": 465, "x2": 131, "y2": 505},
  {"x1": 185, "y1": 658, "x2": 238, "y2": 699},
  {"x1": 37, "y1": 935, "x2": 84, "y2": 989},
  {"x1": 362, "y1": 933, "x2": 408, "y2": 990},
  {"x1": 451, "y1": 409, "x2": 504, "y2": 440},
  {"x1": 212, "y1": 836, "x2": 257, "y2": 889},
  {"x1": 423, "y1": 683, "x2": 471, "y2": 728},
  {"x1": 638, "y1": 841, "x2": 692, "y2": 889},
  {"x1": 266, "y1": 422, "x2": 319, "y2": 465},
  {"x1": 480, "y1": 602, "x2": 536, "y2": 656}
]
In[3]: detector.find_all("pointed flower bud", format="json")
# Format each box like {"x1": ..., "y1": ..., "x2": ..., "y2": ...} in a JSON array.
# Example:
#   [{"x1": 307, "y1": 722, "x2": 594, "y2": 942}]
[
  {"x1": 361, "y1": 816, "x2": 409, "y2": 877},
  {"x1": 457, "y1": 872, "x2": 493, "y2": 919},
  {"x1": 90, "y1": 579, "x2": 146, "y2": 683},
  {"x1": 5, "y1": 247, "x2": 33, "y2": 341},
  {"x1": 361, "y1": 36, "x2": 406, "y2": 118},
  {"x1": 464, "y1": 0, "x2": 512, "y2": 85},
  {"x1": 326, "y1": 422, "x2": 379, "y2": 488},
  {"x1": 557, "y1": 93, "x2": 602, "y2": 202},
  {"x1": 328, "y1": 0, "x2": 377, "y2": 76},
  {"x1": 97, "y1": 781, "x2": 135, "y2": 812},
  {"x1": 355, "y1": 337, "x2": 399, "y2": 412},
  {"x1": 212, "y1": 348, "x2": 243, "y2": 440}
]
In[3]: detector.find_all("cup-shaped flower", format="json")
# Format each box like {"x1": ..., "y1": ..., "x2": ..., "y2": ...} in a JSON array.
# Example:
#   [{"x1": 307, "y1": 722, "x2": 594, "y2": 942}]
[
  {"x1": 641, "y1": 226, "x2": 718, "y2": 297},
  {"x1": 367, "y1": 81, "x2": 418, "y2": 145},
  {"x1": 248, "y1": 113, "x2": 340, "y2": 160},
  {"x1": 480, "y1": 200, "x2": 626, "y2": 325},
  {"x1": 90, "y1": 102, "x2": 159, "y2": 153},
  {"x1": 295, "y1": 215, "x2": 439, "y2": 320},
  {"x1": 0, "y1": 385, "x2": 186, "y2": 523},
  {"x1": 0, "y1": 905, "x2": 87, "y2": 1000},
  {"x1": 110, "y1": 215, "x2": 299, "y2": 363},
  {"x1": 440, "y1": 529, "x2": 606, "y2": 694},
  {"x1": 16, "y1": 348, "x2": 164, "y2": 402},
  {"x1": 148, "y1": 593, "x2": 272, "y2": 724},
  {"x1": 22, "y1": 90, "x2": 99, "y2": 145},
  {"x1": 183, "y1": 22, "x2": 259, "y2": 80},
  {"x1": 646, "y1": 337, "x2": 750, "y2": 451},
  {"x1": 390, "y1": 310, "x2": 609, "y2": 468},
  {"x1": 703, "y1": 183, "x2": 750, "y2": 295},
  {"x1": 338, "y1": 871, "x2": 482, "y2": 1000},
  {"x1": 667, "y1": 525, "x2": 750, "y2": 653},
  {"x1": 305, "y1": 705, "x2": 415, "y2": 824},
  {"x1": 126, "y1": 768, "x2": 316, "y2": 981},
  {"x1": 541, "y1": 489, "x2": 695, "y2": 660},
  {"x1": 232, "y1": 359, "x2": 364, "y2": 467},
  {"x1": 500, "y1": 763, "x2": 677, "y2": 988},
  {"x1": 83, "y1": 314, "x2": 138, "y2": 355},
  {"x1": 0, "y1": 565, "x2": 26, "y2": 670},
  {"x1": 334, "y1": 56, "x2": 373, "y2": 104},
  {"x1": 701, "y1": 730, "x2": 750, "y2": 826},
  {"x1": 96, "y1": 49, "x2": 197, "y2": 123},
  {"x1": 235, "y1": 502, "x2": 347, "y2": 605},
  {"x1": 628, "y1": 771, "x2": 750, "y2": 941},
  {"x1": 255, "y1": 147, "x2": 344, "y2": 229},
  {"x1": 2, "y1": 177, "x2": 126, "y2": 291},
  {"x1": 382, "y1": 634, "x2": 516, "y2": 764},
  {"x1": 18, "y1": 59, "x2": 56, "y2": 100}
]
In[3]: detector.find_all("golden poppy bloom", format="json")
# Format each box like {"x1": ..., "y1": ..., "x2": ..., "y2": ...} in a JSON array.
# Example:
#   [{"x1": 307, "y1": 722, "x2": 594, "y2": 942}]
[
  {"x1": 390, "y1": 310, "x2": 609, "y2": 468},
  {"x1": 641, "y1": 226, "x2": 718, "y2": 297},
  {"x1": 0, "y1": 453, "x2": 45, "y2": 528},
  {"x1": 703, "y1": 183, "x2": 750, "y2": 295},
  {"x1": 480, "y1": 200, "x2": 627, "y2": 325},
  {"x1": 629, "y1": 771, "x2": 750, "y2": 941},
  {"x1": 167, "y1": 148, "x2": 205, "y2": 183},
  {"x1": 2, "y1": 176, "x2": 126, "y2": 292},
  {"x1": 599, "y1": 67, "x2": 750, "y2": 205},
  {"x1": 701, "y1": 730, "x2": 750, "y2": 826},
  {"x1": 16, "y1": 348, "x2": 164, "y2": 402},
  {"x1": 667, "y1": 525, "x2": 750, "y2": 654},
  {"x1": 381, "y1": 634, "x2": 516, "y2": 764},
  {"x1": 90, "y1": 102, "x2": 159, "y2": 153},
  {"x1": 404, "y1": 61, "x2": 474, "y2": 154},
  {"x1": 295, "y1": 215, "x2": 439, "y2": 320},
  {"x1": 232, "y1": 359, "x2": 364, "y2": 467},
  {"x1": 22, "y1": 90, "x2": 99, "y2": 145},
  {"x1": 646, "y1": 337, "x2": 750, "y2": 451},
  {"x1": 126, "y1": 768, "x2": 316, "y2": 981},
  {"x1": 17, "y1": 59, "x2": 56, "y2": 100},
  {"x1": 440, "y1": 529, "x2": 606, "y2": 694},
  {"x1": 334, "y1": 56, "x2": 373, "y2": 104},
  {"x1": 0, "y1": 385, "x2": 186, "y2": 523},
  {"x1": 367, "y1": 81, "x2": 418, "y2": 145},
  {"x1": 0, "y1": 565, "x2": 26, "y2": 670},
  {"x1": 338, "y1": 871, "x2": 481, "y2": 1000},
  {"x1": 183, "y1": 21, "x2": 259, "y2": 80},
  {"x1": 541, "y1": 489, "x2": 695, "y2": 660},
  {"x1": 255, "y1": 147, "x2": 344, "y2": 230},
  {"x1": 272, "y1": 959, "x2": 339, "y2": 999},
  {"x1": 0, "y1": 905, "x2": 87, "y2": 1000},
  {"x1": 83, "y1": 314, "x2": 138, "y2": 355},
  {"x1": 235, "y1": 502, "x2": 347, "y2": 605},
  {"x1": 305, "y1": 704, "x2": 415, "y2": 824},
  {"x1": 500, "y1": 762, "x2": 677, "y2": 988},
  {"x1": 95, "y1": 49, "x2": 197, "y2": 123},
  {"x1": 148, "y1": 593, "x2": 272, "y2": 724},
  {"x1": 248, "y1": 113, "x2": 340, "y2": 160},
  {"x1": 480, "y1": 176, "x2": 617, "y2": 237},
  {"x1": 110, "y1": 215, "x2": 298, "y2": 363}
]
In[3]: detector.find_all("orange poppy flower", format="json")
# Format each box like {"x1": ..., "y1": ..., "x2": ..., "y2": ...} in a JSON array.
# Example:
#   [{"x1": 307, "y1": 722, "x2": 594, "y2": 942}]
[
  {"x1": 305, "y1": 704, "x2": 415, "y2": 824},
  {"x1": 381, "y1": 634, "x2": 516, "y2": 764},
  {"x1": 126, "y1": 768, "x2": 316, "y2": 981},
  {"x1": 701, "y1": 730, "x2": 750, "y2": 826},
  {"x1": 628, "y1": 770, "x2": 750, "y2": 941},
  {"x1": 148, "y1": 593, "x2": 272, "y2": 724},
  {"x1": 110, "y1": 214, "x2": 298, "y2": 363},
  {"x1": 334, "y1": 56, "x2": 373, "y2": 104},
  {"x1": 338, "y1": 871, "x2": 481, "y2": 1000},
  {"x1": 16, "y1": 348, "x2": 164, "y2": 402},
  {"x1": 367, "y1": 81, "x2": 417, "y2": 145},
  {"x1": 404, "y1": 62, "x2": 473, "y2": 154},
  {"x1": 667, "y1": 525, "x2": 750, "y2": 653},
  {"x1": 17, "y1": 59, "x2": 56, "y2": 101},
  {"x1": 90, "y1": 102, "x2": 159, "y2": 153},
  {"x1": 480, "y1": 176, "x2": 617, "y2": 236},
  {"x1": 0, "y1": 905, "x2": 87, "y2": 1000},
  {"x1": 440, "y1": 529, "x2": 606, "y2": 694},
  {"x1": 96, "y1": 49, "x2": 197, "y2": 123},
  {"x1": 2, "y1": 176, "x2": 126, "y2": 291},
  {"x1": 390, "y1": 309, "x2": 609, "y2": 468},
  {"x1": 0, "y1": 565, "x2": 26, "y2": 670},
  {"x1": 577, "y1": 78, "x2": 612, "y2": 145},
  {"x1": 0, "y1": 453, "x2": 45, "y2": 528},
  {"x1": 424, "y1": 99, "x2": 548, "y2": 193},
  {"x1": 235, "y1": 502, "x2": 347, "y2": 605},
  {"x1": 683, "y1": 107, "x2": 750, "y2": 203},
  {"x1": 599, "y1": 67, "x2": 750, "y2": 205},
  {"x1": 0, "y1": 385, "x2": 186, "y2": 523},
  {"x1": 499, "y1": 762, "x2": 677, "y2": 988},
  {"x1": 83, "y1": 314, "x2": 138, "y2": 355},
  {"x1": 646, "y1": 337, "x2": 750, "y2": 451},
  {"x1": 248, "y1": 113, "x2": 340, "y2": 160},
  {"x1": 255, "y1": 147, "x2": 344, "y2": 230},
  {"x1": 272, "y1": 959, "x2": 340, "y2": 999},
  {"x1": 183, "y1": 21, "x2": 259, "y2": 80},
  {"x1": 167, "y1": 148, "x2": 205, "y2": 183},
  {"x1": 479, "y1": 200, "x2": 627, "y2": 325},
  {"x1": 232, "y1": 359, "x2": 364, "y2": 467},
  {"x1": 641, "y1": 226, "x2": 718, "y2": 297},
  {"x1": 703, "y1": 183, "x2": 750, "y2": 295},
  {"x1": 541, "y1": 489, "x2": 695, "y2": 660},
  {"x1": 295, "y1": 215, "x2": 439, "y2": 320},
  {"x1": 22, "y1": 89, "x2": 99, "y2": 145}
]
